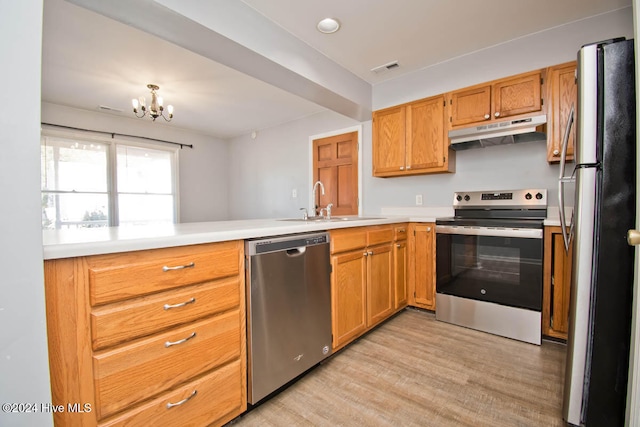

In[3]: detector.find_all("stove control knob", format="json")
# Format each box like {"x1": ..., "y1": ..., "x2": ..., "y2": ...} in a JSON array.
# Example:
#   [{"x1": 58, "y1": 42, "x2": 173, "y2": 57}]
[
  {"x1": 464, "y1": 195, "x2": 470, "y2": 201},
  {"x1": 525, "y1": 193, "x2": 533, "y2": 200},
  {"x1": 456, "y1": 195, "x2": 462, "y2": 202},
  {"x1": 535, "y1": 192, "x2": 543, "y2": 200}
]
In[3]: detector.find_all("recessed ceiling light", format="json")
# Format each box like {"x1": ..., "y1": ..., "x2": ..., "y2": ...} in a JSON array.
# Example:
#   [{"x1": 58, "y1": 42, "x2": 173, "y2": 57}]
[{"x1": 317, "y1": 18, "x2": 340, "y2": 34}]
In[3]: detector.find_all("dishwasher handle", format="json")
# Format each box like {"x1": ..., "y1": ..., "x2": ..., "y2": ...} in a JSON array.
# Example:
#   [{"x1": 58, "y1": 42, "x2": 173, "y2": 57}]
[{"x1": 286, "y1": 247, "x2": 307, "y2": 257}]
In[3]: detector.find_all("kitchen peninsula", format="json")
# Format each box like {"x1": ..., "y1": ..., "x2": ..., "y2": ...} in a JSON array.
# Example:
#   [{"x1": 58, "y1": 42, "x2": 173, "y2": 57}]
[{"x1": 43, "y1": 216, "x2": 424, "y2": 426}]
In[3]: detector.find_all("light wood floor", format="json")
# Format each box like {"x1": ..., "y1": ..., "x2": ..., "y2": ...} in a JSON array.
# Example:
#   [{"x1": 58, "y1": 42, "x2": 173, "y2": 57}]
[{"x1": 230, "y1": 308, "x2": 567, "y2": 426}]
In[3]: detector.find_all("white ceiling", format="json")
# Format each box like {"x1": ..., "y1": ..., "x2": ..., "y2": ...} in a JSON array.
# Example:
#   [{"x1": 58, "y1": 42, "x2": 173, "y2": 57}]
[{"x1": 41, "y1": 0, "x2": 631, "y2": 139}]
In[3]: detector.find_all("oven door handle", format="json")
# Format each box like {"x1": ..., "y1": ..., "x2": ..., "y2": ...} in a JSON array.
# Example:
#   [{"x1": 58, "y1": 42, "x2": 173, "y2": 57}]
[{"x1": 435, "y1": 225, "x2": 542, "y2": 239}]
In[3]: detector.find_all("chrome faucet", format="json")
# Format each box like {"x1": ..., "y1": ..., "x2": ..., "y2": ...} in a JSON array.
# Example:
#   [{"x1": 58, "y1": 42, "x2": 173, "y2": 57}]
[{"x1": 312, "y1": 181, "x2": 325, "y2": 216}]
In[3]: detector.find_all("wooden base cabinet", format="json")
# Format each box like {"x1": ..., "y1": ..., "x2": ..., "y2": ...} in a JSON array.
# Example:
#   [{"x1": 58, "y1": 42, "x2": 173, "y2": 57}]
[
  {"x1": 408, "y1": 223, "x2": 436, "y2": 311},
  {"x1": 543, "y1": 226, "x2": 574, "y2": 340},
  {"x1": 330, "y1": 225, "x2": 395, "y2": 350},
  {"x1": 44, "y1": 241, "x2": 246, "y2": 427},
  {"x1": 393, "y1": 224, "x2": 409, "y2": 310}
]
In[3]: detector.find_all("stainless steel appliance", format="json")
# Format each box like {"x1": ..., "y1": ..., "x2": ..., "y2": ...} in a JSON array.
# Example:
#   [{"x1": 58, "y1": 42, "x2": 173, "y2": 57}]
[
  {"x1": 435, "y1": 189, "x2": 547, "y2": 345},
  {"x1": 561, "y1": 37, "x2": 636, "y2": 426},
  {"x1": 245, "y1": 232, "x2": 332, "y2": 404},
  {"x1": 448, "y1": 114, "x2": 547, "y2": 150}
]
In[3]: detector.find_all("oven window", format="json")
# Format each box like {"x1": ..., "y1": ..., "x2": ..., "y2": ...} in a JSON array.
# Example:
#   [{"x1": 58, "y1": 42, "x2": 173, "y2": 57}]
[{"x1": 436, "y1": 234, "x2": 543, "y2": 311}]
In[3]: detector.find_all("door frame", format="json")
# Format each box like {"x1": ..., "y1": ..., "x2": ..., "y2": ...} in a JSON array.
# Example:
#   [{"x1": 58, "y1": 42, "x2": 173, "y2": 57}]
[{"x1": 308, "y1": 125, "x2": 363, "y2": 216}]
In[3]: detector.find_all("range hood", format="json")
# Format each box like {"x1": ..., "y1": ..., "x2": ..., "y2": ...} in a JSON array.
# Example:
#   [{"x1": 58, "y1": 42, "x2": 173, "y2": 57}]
[{"x1": 448, "y1": 114, "x2": 547, "y2": 150}]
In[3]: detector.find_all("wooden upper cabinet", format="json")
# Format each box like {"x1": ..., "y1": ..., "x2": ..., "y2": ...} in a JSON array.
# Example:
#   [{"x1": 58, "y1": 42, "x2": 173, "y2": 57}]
[
  {"x1": 449, "y1": 85, "x2": 491, "y2": 127},
  {"x1": 407, "y1": 96, "x2": 446, "y2": 171},
  {"x1": 448, "y1": 70, "x2": 544, "y2": 129},
  {"x1": 546, "y1": 61, "x2": 577, "y2": 163},
  {"x1": 493, "y1": 71, "x2": 543, "y2": 119},
  {"x1": 372, "y1": 105, "x2": 406, "y2": 175},
  {"x1": 373, "y1": 94, "x2": 454, "y2": 178}
]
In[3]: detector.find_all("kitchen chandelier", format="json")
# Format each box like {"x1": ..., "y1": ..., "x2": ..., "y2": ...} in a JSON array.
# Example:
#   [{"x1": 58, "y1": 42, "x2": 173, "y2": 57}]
[{"x1": 132, "y1": 84, "x2": 174, "y2": 122}]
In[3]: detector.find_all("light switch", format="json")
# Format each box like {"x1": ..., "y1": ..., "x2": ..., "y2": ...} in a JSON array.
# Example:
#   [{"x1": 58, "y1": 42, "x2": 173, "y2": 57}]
[
  {"x1": 415, "y1": 194, "x2": 423, "y2": 205},
  {"x1": 292, "y1": 188, "x2": 297, "y2": 198}
]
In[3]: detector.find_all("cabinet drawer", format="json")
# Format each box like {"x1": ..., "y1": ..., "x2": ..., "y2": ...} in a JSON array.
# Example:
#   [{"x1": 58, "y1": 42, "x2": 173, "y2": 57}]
[
  {"x1": 330, "y1": 229, "x2": 367, "y2": 254},
  {"x1": 88, "y1": 241, "x2": 242, "y2": 305},
  {"x1": 93, "y1": 311, "x2": 241, "y2": 420},
  {"x1": 367, "y1": 226, "x2": 393, "y2": 246},
  {"x1": 99, "y1": 360, "x2": 244, "y2": 427},
  {"x1": 393, "y1": 224, "x2": 408, "y2": 241},
  {"x1": 91, "y1": 278, "x2": 241, "y2": 350}
]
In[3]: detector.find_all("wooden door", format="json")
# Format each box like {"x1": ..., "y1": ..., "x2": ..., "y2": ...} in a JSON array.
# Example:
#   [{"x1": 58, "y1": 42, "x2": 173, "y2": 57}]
[
  {"x1": 394, "y1": 239, "x2": 408, "y2": 310},
  {"x1": 407, "y1": 96, "x2": 445, "y2": 172},
  {"x1": 412, "y1": 224, "x2": 436, "y2": 310},
  {"x1": 492, "y1": 71, "x2": 542, "y2": 119},
  {"x1": 372, "y1": 105, "x2": 406, "y2": 175},
  {"x1": 313, "y1": 131, "x2": 358, "y2": 216},
  {"x1": 449, "y1": 85, "x2": 491, "y2": 127},
  {"x1": 366, "y1": 244, "x2": 393, "y2": 327},
  {"x1": 547, "y1": 62, "x2": 577, "y2": 162},
  {"x1": 331, "y1": 250, "x2": 367, "y2": 350}
]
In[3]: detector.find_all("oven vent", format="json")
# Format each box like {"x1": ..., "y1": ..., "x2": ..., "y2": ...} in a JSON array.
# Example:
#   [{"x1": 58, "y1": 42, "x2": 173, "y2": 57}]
[{"x1": 371, "y1": 60, "x2": 400, "y2": 74}]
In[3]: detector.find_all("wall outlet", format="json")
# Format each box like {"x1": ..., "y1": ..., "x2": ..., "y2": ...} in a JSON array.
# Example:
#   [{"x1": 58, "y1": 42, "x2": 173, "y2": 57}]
[
  {"x1": 291, "y1": 188, "x2": 297, "y2": 198},
  {"x1": 415, "y1": 194, "x2": 423, "y2": 206}
]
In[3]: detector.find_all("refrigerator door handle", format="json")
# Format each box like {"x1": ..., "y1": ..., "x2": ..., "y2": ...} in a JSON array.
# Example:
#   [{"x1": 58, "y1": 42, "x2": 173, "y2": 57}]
[{"x1": 558, "y1": 105, "x2": 575, "y2": 252}]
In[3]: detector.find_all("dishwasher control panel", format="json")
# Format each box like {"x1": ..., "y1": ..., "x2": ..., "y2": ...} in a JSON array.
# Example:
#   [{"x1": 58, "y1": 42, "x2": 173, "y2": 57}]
[{"x1": 248, "y1": 232, "x2": 329, "y2": 255}]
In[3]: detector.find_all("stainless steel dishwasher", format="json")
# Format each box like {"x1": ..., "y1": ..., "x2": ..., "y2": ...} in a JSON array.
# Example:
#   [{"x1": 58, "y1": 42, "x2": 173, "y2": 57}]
[{"x1": 245, "y1": 232, "x2": 332, "y2": 404}]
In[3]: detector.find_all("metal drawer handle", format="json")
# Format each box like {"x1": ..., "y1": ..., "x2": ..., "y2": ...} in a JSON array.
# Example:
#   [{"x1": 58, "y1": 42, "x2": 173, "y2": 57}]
[
  {"x1": 396, "y1": 244, "x2": 401, "y2": 248},
  {"x1": 165, "y1": 332, "x2": 196, "y2": 348},
  {"x1": 162, "y1": 262, "x2": 195, "y2": 272},
  {"x1": 166, "y1": 390, "x2": 197, "y2": 409},
  {"x1": 164, "y1": 297, "x2": 196, "y2": 311},
  {"x1": 368, "y1": 251, "x2": 373, "y2": 255}
]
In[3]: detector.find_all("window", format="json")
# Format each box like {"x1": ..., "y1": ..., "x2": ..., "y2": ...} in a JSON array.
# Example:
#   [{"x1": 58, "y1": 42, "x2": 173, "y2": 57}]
[{"x1": 41, "y1": 130, "x2": 178, "y2": 229}]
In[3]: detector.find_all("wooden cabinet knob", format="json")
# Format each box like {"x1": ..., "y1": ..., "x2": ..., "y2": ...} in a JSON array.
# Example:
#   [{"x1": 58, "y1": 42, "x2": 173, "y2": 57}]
[
  {"x1": 495, "y1": 112, "x2": 500, "y2": 117},
  {"x1": 484, "y1": 114, "x2": 490, "y2": 119},
  {"x1": 553, "y1": 149, "x2": 560, "y2": 156}
]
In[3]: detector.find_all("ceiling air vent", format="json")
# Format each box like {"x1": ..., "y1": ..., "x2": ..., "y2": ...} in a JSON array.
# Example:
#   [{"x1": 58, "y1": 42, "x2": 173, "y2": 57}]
[
  {"x1": 371, "y1": 60, "x2": 399, "y2": 75},
  {"x1": 98, "y1": 105, "x2": 123, "y2": 113}
]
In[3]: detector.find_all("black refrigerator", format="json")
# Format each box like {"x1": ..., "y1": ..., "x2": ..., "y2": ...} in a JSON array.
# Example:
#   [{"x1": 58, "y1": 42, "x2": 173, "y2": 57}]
[{"x1": 559, "y1": 38, "x2": 636, "y2": 426}]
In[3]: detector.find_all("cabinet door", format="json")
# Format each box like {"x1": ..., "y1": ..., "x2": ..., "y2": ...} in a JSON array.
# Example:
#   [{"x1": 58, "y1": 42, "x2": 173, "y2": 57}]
[
  {"x1": 542, "y1": 227, "x2": 573, "y2": 340},
  {"x1": 449, "y1": 85, "x2": 491, "y2": 127},
  {"x1": 492, "y1": 71, "x2": 542, "y2": 119},
  {"x1": 412, "y1": 224, "x2": 436, "y2": 310},
  {"x1": 331, "y1": 251, "x2": 367, "y2": 349},
  {"x1": 394, "y1": 240, "x2": 408, "y2": 310},
  {"x1": 546, "y1": 62, "x2": 577, "y2": 162},
  {"x1": 407, "y1": 96, "x2": 445, "y2": 172},
  {"x1": 366, "y1": 244, "x2": 394, "y2": 327},
  {"x1": 372, "y1": 105, "x2": 406, "y2": 176}
]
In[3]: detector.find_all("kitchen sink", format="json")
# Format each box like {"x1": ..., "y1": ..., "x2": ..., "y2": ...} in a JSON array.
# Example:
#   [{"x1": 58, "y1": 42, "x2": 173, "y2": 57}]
[{"x1": 278, "y1": 216, "x2": 383, "y2": 222}]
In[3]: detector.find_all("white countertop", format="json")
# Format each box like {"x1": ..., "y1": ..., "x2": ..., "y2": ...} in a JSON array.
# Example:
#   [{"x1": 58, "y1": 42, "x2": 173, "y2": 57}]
[
  {"x1": 42, "y1": 205, "x2": 570, "y2": 260},
  {"x1": 42, "y1": 216, "x2": 415, "y2": 260}
]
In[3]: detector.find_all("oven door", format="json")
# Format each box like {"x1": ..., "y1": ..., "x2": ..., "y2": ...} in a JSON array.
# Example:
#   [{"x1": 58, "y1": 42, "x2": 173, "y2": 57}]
[{"x1": 435, "y1": 225, "x2": 543, "y2": 311}]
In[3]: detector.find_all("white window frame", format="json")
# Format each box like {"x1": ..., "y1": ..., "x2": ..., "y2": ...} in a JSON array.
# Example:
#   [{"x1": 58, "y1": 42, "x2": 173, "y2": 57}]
[{"x1": 41, "y1": 127, "x2": 180, "y2": 228}]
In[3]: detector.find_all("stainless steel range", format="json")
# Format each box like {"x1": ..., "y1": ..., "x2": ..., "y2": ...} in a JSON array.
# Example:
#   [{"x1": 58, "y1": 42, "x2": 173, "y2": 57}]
[{"x1": 435, "y1": 189, "x2": 547, "y2": 345}]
